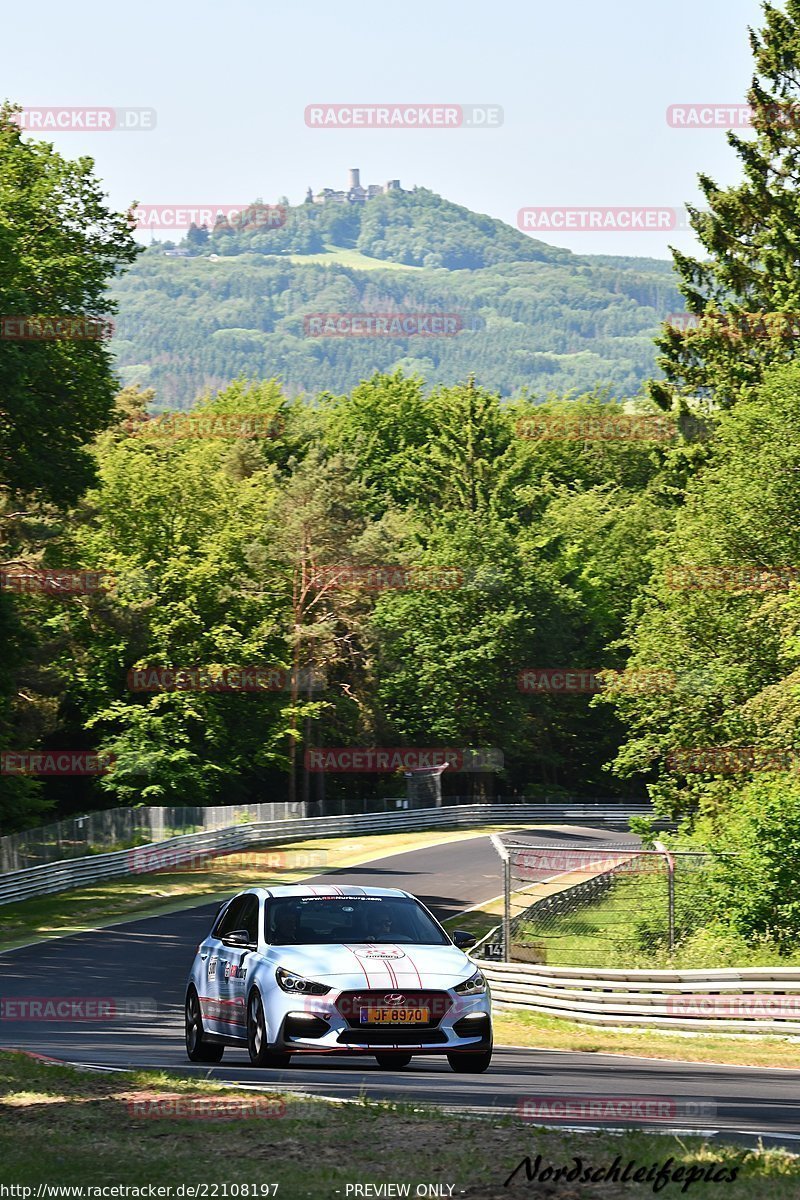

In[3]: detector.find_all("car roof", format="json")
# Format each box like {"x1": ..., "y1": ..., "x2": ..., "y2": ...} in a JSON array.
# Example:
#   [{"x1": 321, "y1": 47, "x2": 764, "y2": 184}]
[{"x1": 258, "y1": 884, "x2": 411, "y2": 900}]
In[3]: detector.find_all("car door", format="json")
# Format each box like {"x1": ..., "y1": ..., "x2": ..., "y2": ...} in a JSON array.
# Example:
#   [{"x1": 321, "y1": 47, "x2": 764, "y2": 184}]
[
  {"x1": 200, "y1": 895, "x2": 246, "y2": 1036},
  {"x1": 213, "y1": 893, "x2": 260, "y2": 1039}
]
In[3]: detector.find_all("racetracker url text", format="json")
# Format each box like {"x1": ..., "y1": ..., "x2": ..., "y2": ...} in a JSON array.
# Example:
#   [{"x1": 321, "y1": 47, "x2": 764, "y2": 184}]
[{"x1": 0, "y1": 1188, "x2": 279, "y2": 1198}]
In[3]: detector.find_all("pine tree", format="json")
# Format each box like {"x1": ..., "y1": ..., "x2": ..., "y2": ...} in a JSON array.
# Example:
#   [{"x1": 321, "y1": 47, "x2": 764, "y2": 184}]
[{"x1": 652, "y1": 1, "x2": 800, "y2": 412}]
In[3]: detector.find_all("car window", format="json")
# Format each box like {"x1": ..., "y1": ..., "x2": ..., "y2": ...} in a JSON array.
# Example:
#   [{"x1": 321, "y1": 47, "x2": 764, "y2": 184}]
[
  {"x1": 238, "y1": 895, "x2": 259, "y2": 943},
  {"x1": 264, "y1": 896, "x2": 449, "y2": 945},
  {"x1": 214, "y1": 895, "x2": 245, "y2": 938}
]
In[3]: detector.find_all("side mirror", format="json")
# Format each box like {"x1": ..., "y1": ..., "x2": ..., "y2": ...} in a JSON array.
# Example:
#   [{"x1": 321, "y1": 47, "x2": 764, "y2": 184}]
[
  {"x1": 222, "y1": 929, "x2": 254, "y2": 949},
  {"x1": 452, "y1": 929, "x2": 477, "y2": 950}
]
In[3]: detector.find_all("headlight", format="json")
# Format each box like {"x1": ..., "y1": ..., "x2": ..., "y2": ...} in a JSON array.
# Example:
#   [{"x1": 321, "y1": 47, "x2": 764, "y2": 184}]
[
  {"x1": 276, "y1": 967, "x2": 331, "y2": 995},
  {"x1": 454, "y1": 969, "x2": 486, "y2": 996}
]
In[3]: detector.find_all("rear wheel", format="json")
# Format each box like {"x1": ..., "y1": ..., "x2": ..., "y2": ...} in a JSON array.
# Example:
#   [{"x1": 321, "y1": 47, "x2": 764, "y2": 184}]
[
  {"x1": 374, "y1": 1052, "x2": 413, "y2": 1069},
  {"x1": 447, "y1": 1049, "x2": 492, "y2": 1073},
  {"x1": 247, "y1": 989, "x2": 291, "y2": 1069},
  {"x1": 185, "y1": 987, "x2": 224, "y2": 1063}
]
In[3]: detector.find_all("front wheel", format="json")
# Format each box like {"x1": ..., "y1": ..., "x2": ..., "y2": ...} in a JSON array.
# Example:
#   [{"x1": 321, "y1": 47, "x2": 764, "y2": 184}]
[
  {"x1": 185, "y1": 988, "x2": 224, "y2": 1063},
  {"x1": 247, "y1": 989, "x2": 291, "y2": 1069},
  {"x1": 374, "y1": 1052, "x2": 413, "y2": 1069},
  {"x1": 447, "y1": 1049, "x2": 492, "y2": 1073}
]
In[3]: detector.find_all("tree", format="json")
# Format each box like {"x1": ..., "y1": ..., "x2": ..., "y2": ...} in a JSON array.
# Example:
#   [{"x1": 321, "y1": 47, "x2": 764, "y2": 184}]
[
  {"x1": 651, "y1": 1, "x2": 800, "y2": 412},
  {"x1": 55, "y1": 383, "x2": 291, "y2": 806},
  {"x1": 412, "y1": 378, "x2": 512, "y2": 514},
  {"x1": 697, "y1": 777, "x2": 800, "y2": 948},
  {"x1": 322, "y1": 371, "x2": 434, "y2": 514},
  {"x1": 0, "y1": 103, "x2": 140, "y2": 505},
  {"x1": 607, "y1": 360, "x2": 800, "y2": 817},
  {"x1": 185, "y1": 222, "x2": 209, "y2": 252},
  {"x1": 264, "y1": 449, "x2": 379, "y2": 809},
  {"x1": 0, "y1": 102, "x2": 139, "y2": 829}
]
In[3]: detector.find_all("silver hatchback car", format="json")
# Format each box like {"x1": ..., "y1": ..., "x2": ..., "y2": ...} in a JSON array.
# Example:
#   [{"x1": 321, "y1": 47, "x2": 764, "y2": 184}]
[{"x1": 185, "y1": 884, "x2": 492, "y2": 1072}]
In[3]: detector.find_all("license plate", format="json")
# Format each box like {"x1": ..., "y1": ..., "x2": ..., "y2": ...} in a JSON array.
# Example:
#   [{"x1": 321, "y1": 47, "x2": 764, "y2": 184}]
[{"x1": 359, "y1": 1006, "x2": 430, "y2": 1025}]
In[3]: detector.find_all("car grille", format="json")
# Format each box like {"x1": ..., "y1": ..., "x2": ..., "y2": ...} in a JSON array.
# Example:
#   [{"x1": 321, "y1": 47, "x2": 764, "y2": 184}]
[{"x1": 336, "y1": 989, "x2": 452, "y2": 1029}]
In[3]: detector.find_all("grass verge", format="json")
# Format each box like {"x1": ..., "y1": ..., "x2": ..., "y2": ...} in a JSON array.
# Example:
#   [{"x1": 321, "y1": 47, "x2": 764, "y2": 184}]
[
  {"x1": 0, "y1": 1051, "x2": 797, "y2": 1198},
  {"x1": 492, "y1": 1008, "x2": 800, "y2": 1070}
]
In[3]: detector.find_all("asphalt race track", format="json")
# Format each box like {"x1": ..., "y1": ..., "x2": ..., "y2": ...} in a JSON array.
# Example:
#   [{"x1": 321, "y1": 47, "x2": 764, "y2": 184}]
[{"x1": 2, "y1": 824, "x2": 800, "y2": 1150}]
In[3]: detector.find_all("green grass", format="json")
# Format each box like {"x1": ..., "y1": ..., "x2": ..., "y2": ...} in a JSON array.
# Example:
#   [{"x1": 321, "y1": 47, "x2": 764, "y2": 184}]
[
  {"x1": 0, "y1": 1052, "x2": 797, "y2": 1197},
  {"x1": 493, "y1": 1007, "x2": 800, "y2": 1069},
  {"x1": 285, "y1": 244, "x2": 423, "y2": 271},
  {"x1": 510, "y1": 870, "x2": 800, "y2": 970}
]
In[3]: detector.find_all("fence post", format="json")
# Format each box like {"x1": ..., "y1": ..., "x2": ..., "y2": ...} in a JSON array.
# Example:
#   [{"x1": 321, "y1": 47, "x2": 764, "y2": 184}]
[
  {"x1": 490, "y1": 834, "x2": 511, "y2": 963},
  {"x1": 503, "y1": 856, "x2": 511, "y2": 963},
  {"x1": 654, "y1": 840, "x2": 675, "y2": 953}
]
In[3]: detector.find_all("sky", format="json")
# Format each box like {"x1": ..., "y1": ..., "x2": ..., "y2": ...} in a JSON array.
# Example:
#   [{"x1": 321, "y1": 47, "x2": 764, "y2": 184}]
[{"x1": 1, "y1": 0, "x2": 765, "y2": 259}]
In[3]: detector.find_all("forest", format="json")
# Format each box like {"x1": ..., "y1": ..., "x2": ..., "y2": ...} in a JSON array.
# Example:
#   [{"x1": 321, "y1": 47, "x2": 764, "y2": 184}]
[{"x1": 111, "y1": 189, "x2": 681, "y2": 404}]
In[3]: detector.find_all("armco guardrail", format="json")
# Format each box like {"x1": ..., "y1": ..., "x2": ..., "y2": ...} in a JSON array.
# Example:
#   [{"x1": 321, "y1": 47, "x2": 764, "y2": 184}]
[
  {"x1": 0, "y1": 802, "x2": 652, "y2": 907},
  {"x1": 481, "y1": 961, "x2": 800, "y2": 1032},
  {"x1": 0, "y1": 795, "x2": 642, "y2": 872}
]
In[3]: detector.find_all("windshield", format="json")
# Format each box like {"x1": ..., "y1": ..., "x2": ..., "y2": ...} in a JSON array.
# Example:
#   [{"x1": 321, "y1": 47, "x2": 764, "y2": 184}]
[{"x1": 264, "y1": 895, "x2": 450, "y2": 946}]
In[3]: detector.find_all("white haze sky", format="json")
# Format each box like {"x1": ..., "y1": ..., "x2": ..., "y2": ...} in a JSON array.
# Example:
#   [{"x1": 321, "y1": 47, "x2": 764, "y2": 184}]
[{"x1": 3, "y1": 0, "x2": 764, "y2": 258}]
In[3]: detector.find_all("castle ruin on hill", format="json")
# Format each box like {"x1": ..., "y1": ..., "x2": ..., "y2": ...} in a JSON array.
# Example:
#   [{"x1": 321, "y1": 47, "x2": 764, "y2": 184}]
[{"x1": 307, "y1": 168, "x2": 403, "y2": 206}]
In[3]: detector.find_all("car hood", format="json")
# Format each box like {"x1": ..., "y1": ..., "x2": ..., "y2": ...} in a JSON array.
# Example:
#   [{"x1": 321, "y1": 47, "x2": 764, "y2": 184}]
[{"x1": 264, "y1": 942, "x2": 474, "y2": 988}]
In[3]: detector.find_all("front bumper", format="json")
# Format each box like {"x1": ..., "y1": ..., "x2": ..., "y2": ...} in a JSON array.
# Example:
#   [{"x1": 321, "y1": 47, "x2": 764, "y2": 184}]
[{"x1": 268, "y1": 988, "x2": 492, "y2": 1055}]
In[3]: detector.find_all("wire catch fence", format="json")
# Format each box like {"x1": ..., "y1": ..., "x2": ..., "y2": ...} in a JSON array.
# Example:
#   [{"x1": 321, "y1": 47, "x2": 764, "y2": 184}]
[{"x1": 481, "y1": 837, "x2": 713, "y2": 968}]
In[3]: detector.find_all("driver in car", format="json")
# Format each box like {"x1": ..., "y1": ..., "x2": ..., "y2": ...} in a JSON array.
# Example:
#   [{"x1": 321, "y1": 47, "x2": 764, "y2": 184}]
[
  {"x1": 271, "y1": 907, "x2": 301, "y2": 944},
  {"x1": 365, "y1": 912, "x2": 394, "y2": 942}
]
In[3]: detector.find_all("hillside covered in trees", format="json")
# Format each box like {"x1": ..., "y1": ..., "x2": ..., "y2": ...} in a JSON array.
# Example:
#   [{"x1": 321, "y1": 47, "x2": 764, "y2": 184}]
[{"x1": 111, "y1": 188, "x2": 681, "y2": 406}]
